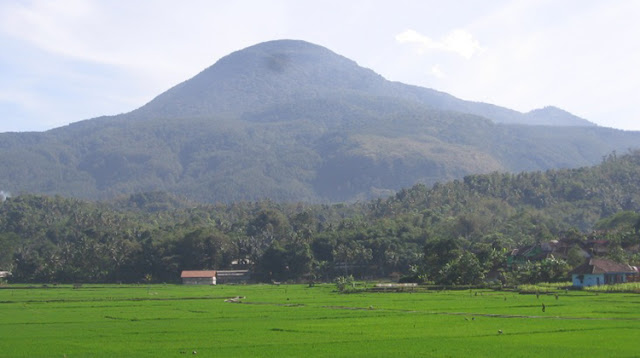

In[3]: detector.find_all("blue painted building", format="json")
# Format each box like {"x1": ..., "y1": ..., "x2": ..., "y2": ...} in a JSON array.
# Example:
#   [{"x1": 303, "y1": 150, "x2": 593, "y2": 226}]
[{"x1": 571, "y1": 258, "x2": 638, "y2": 287}]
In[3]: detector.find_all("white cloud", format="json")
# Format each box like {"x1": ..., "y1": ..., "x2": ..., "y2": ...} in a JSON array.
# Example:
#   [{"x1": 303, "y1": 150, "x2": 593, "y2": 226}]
[
  {"x1": 395, "y1": 29, "x2": 483, "y2": 59},
  {"x1": 441, "y1": 29, "x2": 485, "y2": 59},
  {"x1": 0, "y1": 0, "x2": 291, "y2": 131},
  {"x1": 0, "y1": 1, "x2": 96, "y2": 61},
  {"x1": 430, "y1": 64, "x2": 445, "y2": 78},
  {"x1": 0, "y1": 1, "x2": 289, "y2": 81}
]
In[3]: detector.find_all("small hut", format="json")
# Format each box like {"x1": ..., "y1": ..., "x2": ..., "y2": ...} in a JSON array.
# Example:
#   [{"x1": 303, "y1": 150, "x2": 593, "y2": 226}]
[{"x1": 180, "y1": 270, "x2": 217, "y2": 285}]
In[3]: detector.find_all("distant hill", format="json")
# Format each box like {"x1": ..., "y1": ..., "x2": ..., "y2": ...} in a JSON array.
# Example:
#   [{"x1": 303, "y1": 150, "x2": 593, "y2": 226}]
[
  {"x1": 371, "y1": 150, "x2": 640, "y2": 231},
  {"x1": 524, "y1": 106, "x2": 596, "y2": 127},
  {"x1": 0, "y1": 40, "x2": 637, "y2": 203}
]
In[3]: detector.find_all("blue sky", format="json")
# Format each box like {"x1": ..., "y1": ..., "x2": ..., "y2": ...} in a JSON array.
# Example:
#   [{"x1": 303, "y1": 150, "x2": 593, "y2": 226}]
[{"x1": 1, "y1": 0, "x2": 639, "y2": 132}]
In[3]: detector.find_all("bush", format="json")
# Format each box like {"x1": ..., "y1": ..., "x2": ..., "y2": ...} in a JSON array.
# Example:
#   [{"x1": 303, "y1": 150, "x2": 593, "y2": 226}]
[{"x1": 335, "y1": 275, "x2": 356, "y2": 293}]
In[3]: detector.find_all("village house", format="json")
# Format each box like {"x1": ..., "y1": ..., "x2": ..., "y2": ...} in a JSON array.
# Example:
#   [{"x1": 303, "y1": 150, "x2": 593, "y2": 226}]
[
  {"x1": 571, "y1": 258, "x2": 639, "y2": 287},
  {"x1": 180, "y1": 270, "x2": 217, "y2": 285},
  {"x1": 508, "y1": 239, "x2": 592, "y2": 269},
  {"x1": 508, "y1": 245, "x2": 550, "y2": 268},
  {"x1": 180, "y1": 270, "x2": 251, "y2": 285}
]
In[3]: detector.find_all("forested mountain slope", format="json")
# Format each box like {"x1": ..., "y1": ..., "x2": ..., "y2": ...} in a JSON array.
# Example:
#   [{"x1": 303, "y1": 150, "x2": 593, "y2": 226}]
[
  {"x1": 0, "y1": 40, "x2": 635, "y2": 203},
  {"x1": 1, "y1": 151, "x2": 639, "y2": 283}
]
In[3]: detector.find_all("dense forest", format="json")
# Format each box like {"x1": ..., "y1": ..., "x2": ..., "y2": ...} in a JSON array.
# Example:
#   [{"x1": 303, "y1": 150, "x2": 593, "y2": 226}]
[{"x1": 1, "y1": 151, "x2": 639, "y2": 285}]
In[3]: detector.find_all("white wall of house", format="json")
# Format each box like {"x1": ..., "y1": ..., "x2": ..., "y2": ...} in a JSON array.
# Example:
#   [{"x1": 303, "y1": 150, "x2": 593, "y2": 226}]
[
  {"x1": 182, "y1": 277, "x2": 216, "y2": 285},
  {"x1": 572, "y1": 273, "x2": 604, "y2": 287}
]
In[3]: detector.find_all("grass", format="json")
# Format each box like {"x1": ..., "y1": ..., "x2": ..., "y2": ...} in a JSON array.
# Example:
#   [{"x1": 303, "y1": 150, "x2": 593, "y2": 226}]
[
  {"x1": 517, "y1": 282, "x2": 572, "y2": 293},
  {"x1": 1, "y1": 283, "x2": 640, "y2": 357},
  {"x1": 584, "y1": 282, "x2": 640, "y2": 293}
]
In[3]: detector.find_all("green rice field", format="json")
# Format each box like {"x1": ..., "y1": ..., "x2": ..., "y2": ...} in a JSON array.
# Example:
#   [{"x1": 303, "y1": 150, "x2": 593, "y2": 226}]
[{"x1": 1, "y1": 284, "x2": 640, "y2": 357}]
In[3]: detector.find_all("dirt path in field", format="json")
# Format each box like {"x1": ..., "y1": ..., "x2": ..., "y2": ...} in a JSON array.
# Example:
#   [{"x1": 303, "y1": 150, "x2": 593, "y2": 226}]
[
  {"x1": 0, "y1": 295, "x2": 245, "y2": 304},
  {"x1": 426, "y1": 311, "x2": 640, "y2": 321},
  {"x1": 226, "y1": 299, "x2": 640, "y2": 321}
]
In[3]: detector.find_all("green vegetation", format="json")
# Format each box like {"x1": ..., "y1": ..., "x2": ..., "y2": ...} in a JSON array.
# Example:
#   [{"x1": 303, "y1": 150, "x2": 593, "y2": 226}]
[
  {"x1": 1, "y1": 151, "x2": 640, "y2": 284},
  {"x1": 517, "y1": 282, "x2": 572, "y2": 293},
  {"x1": 1, "y1": 39, "x2": 638, "y2": 357},
  {"x1": 1, "y1": 284, "x2": 640, "y2": 357},
  {"x1": 584, "y1": 282, "x2": 640, "y2": 293}
]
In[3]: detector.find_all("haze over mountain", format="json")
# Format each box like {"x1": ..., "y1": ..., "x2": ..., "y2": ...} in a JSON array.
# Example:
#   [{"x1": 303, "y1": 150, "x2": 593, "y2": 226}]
[
  {"x1": 133, "y1": 40, "x2": 596, "y2": 127},
  {"x1": 0, "y1": 40, "x2": 637, "y2": 203}
]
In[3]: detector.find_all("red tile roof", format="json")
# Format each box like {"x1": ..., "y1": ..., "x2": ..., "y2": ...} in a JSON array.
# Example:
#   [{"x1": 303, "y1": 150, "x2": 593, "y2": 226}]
[{"x1": 181, "y1": 270, "x2": 217, "y2": 278}]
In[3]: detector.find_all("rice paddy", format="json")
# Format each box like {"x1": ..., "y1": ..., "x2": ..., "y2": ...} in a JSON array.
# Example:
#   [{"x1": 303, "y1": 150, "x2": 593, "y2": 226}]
[{"x1": 1, "y1": 284, "x2": 639, "y2": 357}]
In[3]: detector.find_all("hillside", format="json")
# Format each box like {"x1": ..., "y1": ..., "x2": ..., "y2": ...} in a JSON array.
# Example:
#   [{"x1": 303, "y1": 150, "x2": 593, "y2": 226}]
[
  {"x1": 0, "y1": 39, "x2": 635, "y2": 203},
  {"x1": 133, "y1": 40, "x2": 595, "y2": 127},
  {"x1": 524, "y1": 106, "x2": 595, "y2": 127},
  {"x1": 2, "y1": 151, "x2": 640, "y2": 283}
]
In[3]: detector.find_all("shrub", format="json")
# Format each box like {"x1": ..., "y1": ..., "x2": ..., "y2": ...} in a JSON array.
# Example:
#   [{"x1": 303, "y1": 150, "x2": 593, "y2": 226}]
[{"x1": 335, "y1": 275, "x2": 356, "y2": 293}]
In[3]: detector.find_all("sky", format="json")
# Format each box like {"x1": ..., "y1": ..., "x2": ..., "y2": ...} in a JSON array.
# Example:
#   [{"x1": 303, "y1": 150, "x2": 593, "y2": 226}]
[{"x1": 1, "y1": 0, "x2": 639, "y2": 133}]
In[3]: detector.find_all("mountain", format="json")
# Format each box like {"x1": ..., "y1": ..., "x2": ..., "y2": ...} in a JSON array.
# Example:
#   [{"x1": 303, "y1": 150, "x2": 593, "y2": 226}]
[
  {"x1": 133, "y1": 40, "x2": 594, "y2": 127},
  {"x1": 0, "y1": 39, "x2": 638, "y2": 203},
  {"x1": 524, "y1": 106, "x2": 596, "y2": 127}
]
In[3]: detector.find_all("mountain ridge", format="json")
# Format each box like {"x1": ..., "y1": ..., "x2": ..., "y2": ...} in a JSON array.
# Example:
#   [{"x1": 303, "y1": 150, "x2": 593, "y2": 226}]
[
  {"x1": 130, "y1": 39, "x2": 593, "y2": 127},
  {"x1": 0, "y1": 39, "x2": 633, "y2": 203}
]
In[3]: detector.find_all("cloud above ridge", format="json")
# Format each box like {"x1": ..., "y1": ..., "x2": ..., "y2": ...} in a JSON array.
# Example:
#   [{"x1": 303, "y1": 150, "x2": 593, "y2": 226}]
[{"x1": 395, "y1": 29, "x2": 484, "y2": 59}]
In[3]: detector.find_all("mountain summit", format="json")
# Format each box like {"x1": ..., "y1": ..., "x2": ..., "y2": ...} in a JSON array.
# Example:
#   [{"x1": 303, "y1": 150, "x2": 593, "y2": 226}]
[
  {"x1": 0, "y1": 40, "x2": 633, "y2": 203},
  {"x1": 525, "y1": 106, "x2": 596, "y2": 127},
  {"x1": 136, "y1": 39, "x2": 593, "y2": 127},
  {"x1": 136, "y1": 40, "x2": 386, "y2": 119}
]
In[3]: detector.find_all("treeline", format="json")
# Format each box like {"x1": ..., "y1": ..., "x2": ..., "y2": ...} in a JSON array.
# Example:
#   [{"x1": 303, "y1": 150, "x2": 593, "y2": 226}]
[{"x1": 1, "y1": 151, "x2": 640, "y2": 284}]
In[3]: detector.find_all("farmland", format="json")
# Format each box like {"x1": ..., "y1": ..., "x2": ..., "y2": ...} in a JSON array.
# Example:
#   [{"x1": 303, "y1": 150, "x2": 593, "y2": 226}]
[{"x1": 1, "y1": 284, "x2": 640, "y2": 357}]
